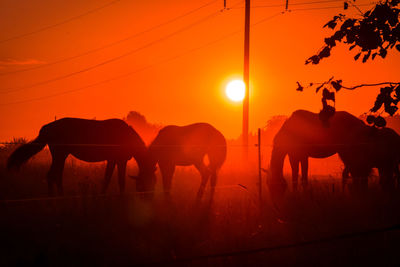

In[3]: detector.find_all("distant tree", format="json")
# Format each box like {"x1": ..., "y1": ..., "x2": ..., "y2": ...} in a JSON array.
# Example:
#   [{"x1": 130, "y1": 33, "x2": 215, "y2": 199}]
[
  {"x1": 125, "y1": 111, "x2": 148, "y2": 128},
  {"x1": 0, "y1": 137, "x2": 27, "y2": 161},
  {"x1": 262, "y1": 115, "x2": 287, "y2": 145},
  {"x1": 123, "y1": 111, "x2": 161, "y2": 143},
  {"x1": 3, "y1": 137, "x2": 27, "y2": 151},
  {"x1": 264, "y1": 115, "x2": 287, "y2": 131},
  {"x1": 298, "y1": 0, "x2": 400, "y2": 127}
]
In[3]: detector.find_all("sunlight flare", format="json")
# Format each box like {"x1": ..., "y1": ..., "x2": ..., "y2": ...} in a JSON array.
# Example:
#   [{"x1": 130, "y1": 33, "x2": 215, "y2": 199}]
[{"x1": 225, "y1": 80, "x2": 245, "y2": 102}]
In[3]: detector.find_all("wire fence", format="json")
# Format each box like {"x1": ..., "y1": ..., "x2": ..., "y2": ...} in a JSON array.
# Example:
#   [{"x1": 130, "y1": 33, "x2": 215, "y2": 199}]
[
  {"x1": 0, "y1": 184, "x2": 248, "y2": 204},
  {"x1": 0, "y1": 176, "x2": 397, "y2": 265},
  {"x1": 138, "y1": 223, "x2": 400, "y2": 265},
  {"x1": 0, "y1": 148, "x2": 397, "y2": 264},
  {"x1": 0, "y1": 141, "x2": 388, "y2": 147}
]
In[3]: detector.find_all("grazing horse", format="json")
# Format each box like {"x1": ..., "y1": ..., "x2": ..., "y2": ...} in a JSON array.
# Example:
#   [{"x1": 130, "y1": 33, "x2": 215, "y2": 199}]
[
  {"x1": 341, "y1": 127, "x2": 400, "y2": 190},
  {"x1": 133, "y1": 123, "x2": 227, "y2": 199},
  {"x1": 269, "y1": 109, "x2": 398, "y2": 195},
  {"x1": 7, "y1": 118, "x2": 155, "y2": 195},
  {"x1": 287, "y1": 149, "x2": 336, "y2": 190}
]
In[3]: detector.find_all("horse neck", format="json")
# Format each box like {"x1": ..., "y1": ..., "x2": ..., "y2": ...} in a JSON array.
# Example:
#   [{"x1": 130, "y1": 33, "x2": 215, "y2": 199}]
[
  {"x1": 148, "y1": 141, "x2": 160, "y2": 163},
  {"x1": 134, "y1": 145, "x2": 157, "y2": 171},
  {"x1": 270, "y1": 146, "x2": 287, "y2": 179}
]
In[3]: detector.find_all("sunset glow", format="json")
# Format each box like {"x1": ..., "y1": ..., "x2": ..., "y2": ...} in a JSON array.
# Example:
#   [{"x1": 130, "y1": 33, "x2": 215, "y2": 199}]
[
  {"x1": 2, "y1": 1, "x2": 400, "y2": 265},
  {"x1": 0, "y1": 0, "x2": 399, "y2": 141},
  {"x1": 225, "y1": 80, "x2": 245, "y2": 102}
]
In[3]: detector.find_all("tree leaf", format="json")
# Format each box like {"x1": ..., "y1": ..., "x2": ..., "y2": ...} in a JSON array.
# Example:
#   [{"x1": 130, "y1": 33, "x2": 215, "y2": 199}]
[
  {"x1": 324, "y1": 20, "x2": 337, "y2": 29},
  {"x1": 296, "y1": 81, "x2": 304, "y2": 92},
  {"x1": 319, "y1": 46, "x2": 331, "y2": 59},
  {"x1": 366, "y1": 115, "x2": 376, "y2": 125},
  {"x1": 322, "y1": 88, "x2": 335, "y2": 101},
  {"x1": 380, "y1": 48, "x2": 387, "y2": 58},
  {"x1": 305, "y1": 55, "x2": 320, "y2": 65},
  {"x1": 386, "y1": 105, "x2": 398, "y2": 116},
  {"x1": 395, "y1": 84, "x2": 400, "y2": 97},
  {"x1": 371, "y1": 94, "x2": 384, "y2": 112},
  {"x1": 362, "y1": 50, "x2": 371, "y2": 63},
  {"x1": 331, "y1": 80, "x2": 343, "y2": 91},
  {"x1": 324, "y1": 37, "x2": 336, "y2": 47},
  {"x1": 375, "y1": 116, "x2": 387, "y2": 127}
]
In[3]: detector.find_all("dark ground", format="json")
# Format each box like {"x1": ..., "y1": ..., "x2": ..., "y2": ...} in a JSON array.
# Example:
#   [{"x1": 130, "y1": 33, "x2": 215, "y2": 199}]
[{"x1": 1, "y1": 178, "x2": 400, "y2": 267}]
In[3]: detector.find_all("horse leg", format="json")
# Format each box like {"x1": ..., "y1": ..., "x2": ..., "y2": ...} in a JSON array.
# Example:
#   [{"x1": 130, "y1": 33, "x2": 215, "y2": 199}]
[
  {"x1": 209, "y1": 167, "x2": 219, "y2": 201},
  {"x1": 288, "y1": 155, "x2": 299, "y2": 191},
  {"x1": 159, "y1": 162, "x2": 175, "y2": 197},
  {"x1": 54, "y1": 157, "x2": 67, "y2": 196},
  {"x1": 300, "y1": 157, "x2": 309, "y2": 188},
  {"x1": 395, "y1": 163, "x2": 400, "y2": 189},
  {"x1": 379, "y1": 165, "x2": 395, "y2": 191},
  {"x1": 342, "y1": 166, "x2": 350, "y2": 192},
  {"x1": 47, "y1": 162, "x2": 57, "y2": 196},
  {"x1": 195, "y1": 161, "x2": 211, "y2": 199},
  {"x1": 117, "y1": 160, "x2": 127, "y2": 194},
  {"x1": 102, "y1": 160, "x2": 116, "y2": 194},
  {"x1": 47, "y1": 148, "x2": 67, "y2": 196}
]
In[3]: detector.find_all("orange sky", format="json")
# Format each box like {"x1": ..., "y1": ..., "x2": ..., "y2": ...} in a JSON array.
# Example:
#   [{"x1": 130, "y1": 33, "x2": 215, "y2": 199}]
[{"x1": 0, "y1": 0, "x2": 399, "y2": 141}]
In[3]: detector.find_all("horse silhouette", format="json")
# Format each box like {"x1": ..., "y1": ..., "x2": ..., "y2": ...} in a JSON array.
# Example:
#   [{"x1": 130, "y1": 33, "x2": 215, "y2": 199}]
[
  {"x1": 269, "y1": 109, "x2": 398, "y2": 195},
  {"x1": 132, "y1": 123, "x2": 227, "y2": 199},
  {"x1": 7, "y1": 118, "x2": 155, "y2": 195},
  {"x1": 340, "y1": 126, "x2": 400, "y2": 190}
]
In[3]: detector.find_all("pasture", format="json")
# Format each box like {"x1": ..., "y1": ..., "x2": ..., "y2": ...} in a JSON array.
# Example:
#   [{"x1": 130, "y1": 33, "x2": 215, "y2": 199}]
[{"x1": 1, "y1": 145, "x2": 400, "y2": 266}]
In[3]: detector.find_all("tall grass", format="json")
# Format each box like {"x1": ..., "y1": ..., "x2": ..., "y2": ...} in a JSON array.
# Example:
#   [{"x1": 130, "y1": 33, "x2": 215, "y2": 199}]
[{"x1": 0, "y1": 144, "x2": 400, "y2": 266}]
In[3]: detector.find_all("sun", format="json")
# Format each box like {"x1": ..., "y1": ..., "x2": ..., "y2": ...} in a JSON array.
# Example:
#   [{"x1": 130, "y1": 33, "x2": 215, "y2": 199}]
[{"x1": 225, "y1": 80, "x2": 245, "y2": 102}]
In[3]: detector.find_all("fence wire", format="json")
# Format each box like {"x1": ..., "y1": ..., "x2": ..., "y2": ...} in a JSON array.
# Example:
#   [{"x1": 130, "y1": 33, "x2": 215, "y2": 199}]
[{"x1": 138, "y1": 223, "x2": 400, "y2": 265}]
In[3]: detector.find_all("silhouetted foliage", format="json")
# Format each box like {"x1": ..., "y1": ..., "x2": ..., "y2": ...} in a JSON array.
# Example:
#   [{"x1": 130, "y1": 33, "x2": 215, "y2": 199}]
[
  {"x1": 2, "y1": 137, "x2": 27, "y2": 151},
  {"x1": 123, "y1": 111, "x2": 162, "y2": 144},
  {"x1": 300, "y1": 0, "x2": 400, "y2": 126},
  {"x1": 125, "y1": 111, "x2": 148, "y2": 126},
  {"x1": 306, "y1": 0, "x2": 400, "y2": 65}
]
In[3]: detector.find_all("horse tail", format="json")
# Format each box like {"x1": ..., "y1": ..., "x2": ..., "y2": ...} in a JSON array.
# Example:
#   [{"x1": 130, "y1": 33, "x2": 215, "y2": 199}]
[
  {"x1": 7, "y1": 128, "x2": 47, "y2": 170},
  {"x1": 268, "y1": 141, "x2": 288, "y2": 196}
]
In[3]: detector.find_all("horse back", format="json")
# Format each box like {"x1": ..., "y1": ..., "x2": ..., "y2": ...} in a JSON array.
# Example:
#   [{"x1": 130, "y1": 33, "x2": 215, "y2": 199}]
[
  {"x1": 40, "y1": 118, "x2": 146, "y2": 161},
  {"x1": 150, "y1": 123, "x2": 226, "y2": 166},
  {"x1": 274, "y1": 110, "x2": 368, "y2": 151},
  {"x1": 42, "y1": 118, "x2": 140, "y2": 144}
]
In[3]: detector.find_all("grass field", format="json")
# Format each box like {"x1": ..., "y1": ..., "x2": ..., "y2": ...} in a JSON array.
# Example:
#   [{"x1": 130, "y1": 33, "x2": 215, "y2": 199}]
[{"x1": 1, "y1": 145, "x2": 400, "y2": 266}]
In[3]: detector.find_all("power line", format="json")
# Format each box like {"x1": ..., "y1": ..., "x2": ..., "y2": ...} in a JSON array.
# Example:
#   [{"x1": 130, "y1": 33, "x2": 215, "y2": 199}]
[
  {"x1": 289, "y1": 2, "x2": 376, "y2": 11},
  {"x1": 0, "y1": 11, "x2": 284, "y2": 106},
  {"x1": 249, "y1": 0, "x2": 347, "y2": 8},
  {"x1": 232, "y1": 0, "x2": 376, "y2": 9},
  {"x1": 0, "y1": 0, "x2": 379, "y2": 103},
  {"x1": 0, "y1": 0, "x2": 220, "y2": 76},
  {"x1": 0, "y1": 0, "x2": 123, "y2": 44},
  {"x1": 0, "y1": 0, "x2": 377, "y2": 94},
  {"x1": 0, "y1": 8, "x2": 225, "y2": 95},
  {"x1": 260, "y1": 0, "x2": 353, "y2": 7}
]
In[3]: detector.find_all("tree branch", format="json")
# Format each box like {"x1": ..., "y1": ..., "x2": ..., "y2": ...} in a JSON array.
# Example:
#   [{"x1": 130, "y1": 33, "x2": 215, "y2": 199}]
[{"x1": 342, "y1": 82, "x2": 400, "y2": 90}]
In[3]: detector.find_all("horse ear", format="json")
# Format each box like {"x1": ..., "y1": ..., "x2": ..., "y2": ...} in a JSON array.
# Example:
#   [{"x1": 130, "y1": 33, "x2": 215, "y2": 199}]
[{"x1": 129, "y1": 175, "x2": 138, "y2": 180}]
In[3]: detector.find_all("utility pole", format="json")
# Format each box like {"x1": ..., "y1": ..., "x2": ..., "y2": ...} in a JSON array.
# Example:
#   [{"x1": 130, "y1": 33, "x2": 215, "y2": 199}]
[{"x1": 243, "y1": 0, "x2": 250, "y2": 159}]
